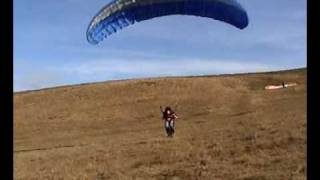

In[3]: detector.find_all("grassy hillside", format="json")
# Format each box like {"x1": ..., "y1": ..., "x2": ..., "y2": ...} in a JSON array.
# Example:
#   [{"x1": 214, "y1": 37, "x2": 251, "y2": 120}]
[{"x1": 14, "y1": 68, "x2": 306, "y2": 180}]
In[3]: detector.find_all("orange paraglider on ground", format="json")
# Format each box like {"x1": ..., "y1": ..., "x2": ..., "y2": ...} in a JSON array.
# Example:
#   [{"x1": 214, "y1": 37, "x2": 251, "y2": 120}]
[{"x1": 265, "y1": 82, "x2": 297, "y2": 90}]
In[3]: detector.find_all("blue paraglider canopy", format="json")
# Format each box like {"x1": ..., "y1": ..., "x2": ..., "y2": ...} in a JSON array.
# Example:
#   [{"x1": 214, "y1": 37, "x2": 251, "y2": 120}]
[{"x1": 87, "y1": 0, "x2": 249, "y2": 44}]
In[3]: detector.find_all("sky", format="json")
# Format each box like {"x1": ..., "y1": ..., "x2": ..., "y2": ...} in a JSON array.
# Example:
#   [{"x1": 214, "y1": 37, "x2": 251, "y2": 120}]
[{"x1": 14, "y1": 0, "x2": 306, "y2": 92}]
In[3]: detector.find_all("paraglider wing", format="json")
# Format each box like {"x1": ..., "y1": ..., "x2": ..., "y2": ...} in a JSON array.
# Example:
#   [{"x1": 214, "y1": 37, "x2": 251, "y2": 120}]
[{"x1": 87, "y1": 0, "x2": 249, "y2": 44}]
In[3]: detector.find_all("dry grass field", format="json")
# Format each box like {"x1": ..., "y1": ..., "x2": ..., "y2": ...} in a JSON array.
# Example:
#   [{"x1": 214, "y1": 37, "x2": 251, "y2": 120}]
[{"x1": 14, "y1": 68, "x2": 306, "y2": 180}]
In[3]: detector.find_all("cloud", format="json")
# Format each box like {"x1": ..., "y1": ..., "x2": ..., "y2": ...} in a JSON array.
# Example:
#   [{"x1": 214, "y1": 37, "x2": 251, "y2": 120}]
[
  {"x1": 52, "y1": 57, "x2": 289, "y2": 82},
  {"x1": 60, "y1": 58, "x2": 274, "y2": 74},
  {"x1": 14, "y1": 69, "x2": 68, "y2": 92},
  {"x1": 16, "y1": 57, "x2": 292, "y2": 92}
]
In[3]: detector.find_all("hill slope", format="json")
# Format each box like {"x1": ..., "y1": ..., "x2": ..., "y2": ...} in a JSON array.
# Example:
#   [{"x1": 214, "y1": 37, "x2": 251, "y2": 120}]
[{"x1": 14, "y1": 69, "x2": 306, "y2": 180}]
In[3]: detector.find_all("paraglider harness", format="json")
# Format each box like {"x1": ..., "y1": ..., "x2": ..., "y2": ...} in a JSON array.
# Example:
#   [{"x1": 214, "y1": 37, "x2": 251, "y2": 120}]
[{"x1": 160, "y1": 106, "x2": 178, "y2": 137}]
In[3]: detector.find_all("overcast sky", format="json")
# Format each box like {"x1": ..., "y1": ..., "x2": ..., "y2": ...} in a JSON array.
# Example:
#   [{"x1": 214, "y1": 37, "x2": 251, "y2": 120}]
[{"x1": 14, "y1": 0, "x2": 306, "y2": 92}]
